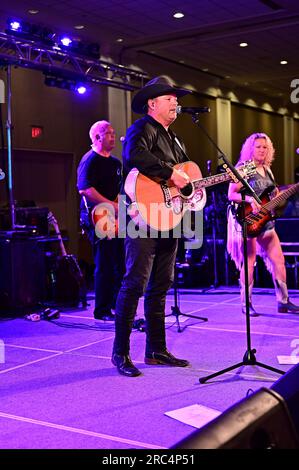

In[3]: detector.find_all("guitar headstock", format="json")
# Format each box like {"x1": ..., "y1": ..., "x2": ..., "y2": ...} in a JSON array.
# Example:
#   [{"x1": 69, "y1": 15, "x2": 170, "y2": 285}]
[
  {"x1": 47, "y1": 211, "x2": 60, "y2": 234},
  {"x1": 238, "y1": 160, "x2": 257, "y2": 179}
]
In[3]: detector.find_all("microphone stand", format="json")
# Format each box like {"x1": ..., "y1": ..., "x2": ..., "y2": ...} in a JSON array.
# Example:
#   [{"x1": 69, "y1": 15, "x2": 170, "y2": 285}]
[
  {"x1": 168, "y1": 262, "x2": 208, "y2": 333},
  {"x1": 188, "y1": 113, "x2": 284, "y2": 382}
]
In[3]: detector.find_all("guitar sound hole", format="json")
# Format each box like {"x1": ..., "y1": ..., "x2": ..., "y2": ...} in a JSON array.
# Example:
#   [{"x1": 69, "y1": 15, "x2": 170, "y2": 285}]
[{"x1": 180, "y1": 182, "x2": 193, "y2": 198}]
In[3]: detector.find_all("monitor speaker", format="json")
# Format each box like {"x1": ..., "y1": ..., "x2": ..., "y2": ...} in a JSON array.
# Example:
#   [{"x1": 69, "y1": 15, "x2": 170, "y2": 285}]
[
  {"x1": 172, "y1": 388, "x2": 299, "y2": 449},
  {"x1": 271, "y1": 363, "x2": 299, "y2": 437},
  {"x1": 0, "y1": 234, "x2": 46, "y2": 314}
]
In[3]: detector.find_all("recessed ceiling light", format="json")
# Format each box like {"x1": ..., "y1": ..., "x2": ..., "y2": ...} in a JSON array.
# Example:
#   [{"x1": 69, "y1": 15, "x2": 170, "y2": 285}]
[
  {"x1": 239, "y1": 42, "x2": 248, "y2": 47},
  {"x1": 116, "y1": 38, "x2": 123, "y2": 43},
  {"x1": 202, "y1": 68, "x2": 209, "y2": 72},
  {"x1": 74, "y1": 25, "x2": 85, "y2": 30},
  {"x1": 28, "y1": 9, "x2": 39, "y2": 14},
  {"x1": 225, "y1": 75, "x2": 231, "y2": 79},
  {"x1": 280, "y1": 60, "x2": 288, "y2": 65},
  {"x1": 173, "y1": 12, "x2": 184, "y2": 19},
  {"x1": 179, "y1": 60, "x2": 185, "y2": 64}
]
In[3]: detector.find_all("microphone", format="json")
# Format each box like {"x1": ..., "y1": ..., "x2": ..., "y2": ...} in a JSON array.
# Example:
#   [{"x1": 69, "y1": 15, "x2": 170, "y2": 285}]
[
  {"x1": 0, "y1": 168, "x2": 5, "y2": 180},
  {"x1": 176, "y1": 105, "x2": 210, "y2": 115}
]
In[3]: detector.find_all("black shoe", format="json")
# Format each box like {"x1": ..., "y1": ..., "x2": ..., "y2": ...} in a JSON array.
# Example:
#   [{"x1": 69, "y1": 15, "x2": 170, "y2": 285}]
[
  {"x1": 278, "y1": 300, "x2": 299, "y2": 313},
  {"x1": 112, "y1": 353, "x2": 141, "y2": 377},
  {"x1": 145, "y1": 350, "x2": 190, "y2": 367},
  {"x1": 242, "y1": 303, "x2": 259, "y2": 317},
  {"x1": 94, "y1": 313, "x2": 115, "y2": 321}
]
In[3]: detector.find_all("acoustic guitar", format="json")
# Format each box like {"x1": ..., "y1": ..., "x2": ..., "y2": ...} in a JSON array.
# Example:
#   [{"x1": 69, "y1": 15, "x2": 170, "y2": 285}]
[
  {"x1": 47, "y1": 212, "x2": 87, "y2": 306},
  {"x1": 235, "y1": 182, "x2": 299, "y2": 237},
  {"x1": 124, "y1": 160, "x2": 256, "y2": 232}
]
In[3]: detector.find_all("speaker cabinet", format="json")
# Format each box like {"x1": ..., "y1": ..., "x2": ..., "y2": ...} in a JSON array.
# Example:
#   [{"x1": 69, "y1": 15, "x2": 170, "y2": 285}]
[
  {"x1": 0, "y1": 234, "x2": 46, "y2": 314},
  {"x1": 173, "y1": 388, "x2": 299, "y2": 449},
  {"x1": 271, "y1": 363, "x2": 299, "y2": 437}
]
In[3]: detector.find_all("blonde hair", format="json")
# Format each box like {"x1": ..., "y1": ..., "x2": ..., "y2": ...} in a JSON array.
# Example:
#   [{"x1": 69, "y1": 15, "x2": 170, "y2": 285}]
[
  {"x1": 238, "y1": 132, "x2": 275, "y2": 167},
  {"x1": 89, "y1": 120, "x2": 111, "y2": 144}
]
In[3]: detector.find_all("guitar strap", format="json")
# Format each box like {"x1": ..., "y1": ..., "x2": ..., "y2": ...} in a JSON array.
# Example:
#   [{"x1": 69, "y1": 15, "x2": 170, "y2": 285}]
[
  {"x1": 174, "y1": 136, "x2": 190, "y2": 161},
  {"x1": 266, "y1": 167, "x2": 276, "y2": 185}
]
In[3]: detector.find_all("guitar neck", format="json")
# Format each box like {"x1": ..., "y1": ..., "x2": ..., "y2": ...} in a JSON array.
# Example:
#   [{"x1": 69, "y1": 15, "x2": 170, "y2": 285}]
[
  {"x1": 52, "y1": 224, "x2": 67, "y2": 256},
  {"x1": 57, "y1": 236, "x2": 67, "y2": 257},
  {"x1": 194, "y1": 172, "x2": 232, "y2": 189},
  {"x1": 264, "y1": 183, "x2": 299, "y2": 211}
]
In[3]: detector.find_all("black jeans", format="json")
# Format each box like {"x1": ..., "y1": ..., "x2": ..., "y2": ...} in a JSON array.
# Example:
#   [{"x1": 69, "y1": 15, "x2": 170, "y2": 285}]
[
  {"x1": 113, "y1": 236, "x2": 178, "y2": 356},
  {"x1": 94, "y1": 238, "x2": 124, "y2": 317}
]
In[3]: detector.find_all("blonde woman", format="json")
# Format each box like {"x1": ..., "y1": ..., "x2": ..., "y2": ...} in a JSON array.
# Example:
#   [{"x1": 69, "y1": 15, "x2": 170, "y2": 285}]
[{"x1": 227, "y1": 132, "x2": 299, "y2": 316}]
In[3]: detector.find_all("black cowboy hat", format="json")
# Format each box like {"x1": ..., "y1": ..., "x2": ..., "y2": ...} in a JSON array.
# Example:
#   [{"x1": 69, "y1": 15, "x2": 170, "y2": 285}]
[{"x1": 131, "y1": 76, "x2": 191, "y2": 114}]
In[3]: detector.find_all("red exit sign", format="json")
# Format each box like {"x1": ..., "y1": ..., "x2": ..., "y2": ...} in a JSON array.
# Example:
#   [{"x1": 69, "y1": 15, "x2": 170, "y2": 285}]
[{"x1": 31, "y1": 126, "x2": 43, "y2": 138}]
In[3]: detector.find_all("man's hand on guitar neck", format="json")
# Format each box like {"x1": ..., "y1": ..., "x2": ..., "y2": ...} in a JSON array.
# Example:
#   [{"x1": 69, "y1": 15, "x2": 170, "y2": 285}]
[{"x1": 170, "y1": 167, "x2": 190, "y2": 189}]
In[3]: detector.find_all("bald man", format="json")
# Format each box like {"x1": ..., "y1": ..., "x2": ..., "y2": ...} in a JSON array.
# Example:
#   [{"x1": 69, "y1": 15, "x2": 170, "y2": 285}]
[{"x1": 77, "y1": 120, "x2": 124, "y2": 321}]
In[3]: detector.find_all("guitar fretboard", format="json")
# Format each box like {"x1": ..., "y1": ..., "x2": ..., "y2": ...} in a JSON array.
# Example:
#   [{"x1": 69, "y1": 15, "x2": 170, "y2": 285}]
[
  {"x1": 194, "y1": 172, "x2": 231, "y2": 189},
  {"x1": 263, "y1": 183, "x2": 299, "y2": 211}
]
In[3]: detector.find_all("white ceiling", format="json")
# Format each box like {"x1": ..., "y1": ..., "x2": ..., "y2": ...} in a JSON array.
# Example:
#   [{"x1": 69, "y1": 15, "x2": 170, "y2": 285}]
[{"x1": 1, "y1": 0, "x2": 299, "y2": 100}]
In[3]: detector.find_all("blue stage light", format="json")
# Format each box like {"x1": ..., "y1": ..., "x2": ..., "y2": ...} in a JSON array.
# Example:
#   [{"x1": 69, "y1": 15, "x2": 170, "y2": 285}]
[
  {"x1": 76, "y1": 85, "x2": 87, "y2": 95},
  {"x1": 60, "y1": 37, "x2": 72, "y2": 47},
  {"x1": 9, "y1": 20, "x2": 21, "y2": 32}
]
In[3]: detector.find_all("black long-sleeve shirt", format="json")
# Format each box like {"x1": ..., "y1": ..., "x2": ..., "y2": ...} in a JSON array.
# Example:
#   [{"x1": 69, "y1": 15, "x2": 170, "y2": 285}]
[{"x1": 122, "y1": 115, "x2": 189, "y2": 182}]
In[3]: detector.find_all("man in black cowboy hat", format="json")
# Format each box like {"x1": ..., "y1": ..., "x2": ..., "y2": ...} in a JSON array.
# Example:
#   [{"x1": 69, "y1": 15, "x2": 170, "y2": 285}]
[{"x1": 112, "y1": 76, "x2": 192, "y2": 377}]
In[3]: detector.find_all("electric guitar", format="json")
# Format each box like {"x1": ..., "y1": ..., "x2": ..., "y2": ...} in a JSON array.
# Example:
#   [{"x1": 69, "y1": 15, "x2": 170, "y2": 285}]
[
  {"x1": 91, "y1": 202, "x2": 118, "y2": 239},
  {"x1": 235, "y1": 183, "x2": 299, "y2": 237},
  {"x1": 124, "y1": 160, "x2": 256, "y2": 232},
  {"x1": 47, "y1": 212, "x2": 87, "y2": 306}
]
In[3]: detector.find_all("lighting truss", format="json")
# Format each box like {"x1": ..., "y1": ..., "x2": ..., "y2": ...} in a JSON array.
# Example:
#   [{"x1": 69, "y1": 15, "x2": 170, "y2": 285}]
[{"x1": 0, "y1": 31, "x2": 148, "y2": 91}]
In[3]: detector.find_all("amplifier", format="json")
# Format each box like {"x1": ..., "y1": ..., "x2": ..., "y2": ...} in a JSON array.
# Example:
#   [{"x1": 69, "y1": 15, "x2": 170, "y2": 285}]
[
  {"x1": 0, "y1": 234, "x2": 46, "y2": 315},
  {"x1": 0, "y1": 206, "x2": 49, "y2": 235}
]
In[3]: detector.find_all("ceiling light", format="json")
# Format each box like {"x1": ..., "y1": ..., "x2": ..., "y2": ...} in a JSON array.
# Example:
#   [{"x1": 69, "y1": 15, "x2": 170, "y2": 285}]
[
  {"x1": 239, "y1": 42, "x2": 248, "y2": 47},
  {"x1": 173, "y1": 12, "x2": 184, "y2": 19},
  {"x1": 280, "y1": 60, "x2": 288, "y2": 65},
  {"x1": 74, "y1": 25, "x2": 85, "y2": 30},
  {"x1": 116, "y1": 38, "x2": 123, "y2": 43},
  {"x1": 28, "y1": 9, "x2": 39, "y2": 15}
]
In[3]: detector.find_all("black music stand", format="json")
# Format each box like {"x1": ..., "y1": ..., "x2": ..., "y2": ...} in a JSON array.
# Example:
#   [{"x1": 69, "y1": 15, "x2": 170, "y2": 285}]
[
  {"x1": 187, "y1": 113, "x2": 285, "y2": 382},
  {"x1": 167, "y1": 262, "x2": 208, "y2": 333}
]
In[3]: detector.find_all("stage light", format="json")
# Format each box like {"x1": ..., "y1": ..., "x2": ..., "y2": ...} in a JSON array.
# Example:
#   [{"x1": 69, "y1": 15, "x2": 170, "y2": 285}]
[
  {"x1": 76, "y1": 85, "x2": 87, "y2": 95},
  {"x1": 6, "y1": 18, "x2": 56, "y2": 46},
  {"x1": 60, "y1": 36, "x2": 72, "y2": 47},
  {"x1": 67, "y1": 39, "x2": 100, "y2": 60},
  {"x1": 44, "y1": 74, "x2": 88, "y2": 94},
  {"x1": 6, "y1": 18, "x2": 100, "y2": 60},
  {"x1": 9, "y1": 20, "x2": 21, "y2": 32}
]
